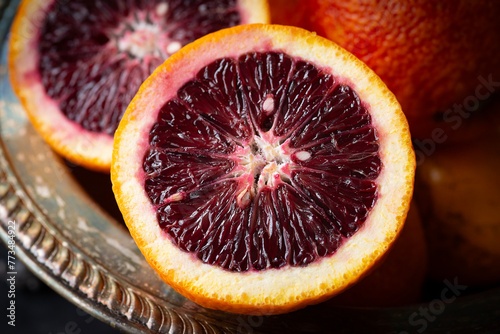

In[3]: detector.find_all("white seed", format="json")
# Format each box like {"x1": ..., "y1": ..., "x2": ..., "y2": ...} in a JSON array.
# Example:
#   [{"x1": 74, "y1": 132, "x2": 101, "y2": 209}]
[
  {"x1": 156, "y1": 2, "x2": 169, "y2": 16},
  {"x1": 262, "y1": 96, "x2": 274, "y2": 114},
  {"x1": 278, "y1": 171, "x2": 291, "y2": 184},
  {"x1": 240, "y1": 191, "x2": 251, "y2": 207},
  {"x1": 167, "y1": 41, "x2": 182, "y2": 54},
  {"x1": 167, "y1": 193, "x2": 183, "y2": 202},
  {"x1": 296, "y1": 150, "x2": 311, "y2": 161},
  {"x1": 237, "y1": 187, "x2": 252, "y2": 208}
]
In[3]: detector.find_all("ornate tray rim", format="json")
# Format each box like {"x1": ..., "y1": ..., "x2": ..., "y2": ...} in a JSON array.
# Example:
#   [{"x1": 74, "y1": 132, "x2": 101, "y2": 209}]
[{"x1": 0, "y1": 1, "x2": 234, "y2": 332}]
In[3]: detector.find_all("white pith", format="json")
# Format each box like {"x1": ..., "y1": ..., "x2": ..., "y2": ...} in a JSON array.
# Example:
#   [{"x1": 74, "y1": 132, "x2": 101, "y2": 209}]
[
  {"x1": 231, "y1": 135, "x2": 297, "y2": 208},
  {"x1": 111, "y1": 5, "x2": 182, "y2": 59},
  {"x1": 116, "y1": 23, "x2": 164, "y2": 58}
]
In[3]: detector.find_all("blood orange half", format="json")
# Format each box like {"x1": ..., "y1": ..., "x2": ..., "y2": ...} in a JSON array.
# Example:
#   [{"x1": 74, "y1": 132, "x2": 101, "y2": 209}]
[
  {"x1": 111, "y1": 24, "x2": 415, "y2": 314},
  {"x1": 9, "y1": 0, "x2": 269, "y2": 171}
]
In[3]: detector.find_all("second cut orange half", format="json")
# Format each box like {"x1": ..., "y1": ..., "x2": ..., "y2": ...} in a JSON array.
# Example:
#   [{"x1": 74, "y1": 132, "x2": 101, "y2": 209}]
[
  {"x1": 111, "y1": 24, "x2": 415, "y2": 315},
  {"x1": 9, "y1": 0, "x2": 269, "y2": 171}
]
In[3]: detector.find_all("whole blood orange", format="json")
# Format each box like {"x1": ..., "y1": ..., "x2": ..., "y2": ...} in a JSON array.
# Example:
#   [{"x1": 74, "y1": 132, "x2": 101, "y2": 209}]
[
  {"x1": 305, "y1": 0, "x2": 500, "y2": 139},
  {"x1": 111, "y1": 24, "x2": 415, "y2": 314},
  {"x1": 9, "y1": 0, "x2": 269, "y2": 172}
]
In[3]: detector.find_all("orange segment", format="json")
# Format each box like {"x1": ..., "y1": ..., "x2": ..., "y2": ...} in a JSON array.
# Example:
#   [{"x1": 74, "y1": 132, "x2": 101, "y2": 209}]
[
  {"x1": 111, "y1": 24, "x2": 415, "y2": 315},
  {"x1": 9, "y1": 0, "x2": 269, "y2": 172}
]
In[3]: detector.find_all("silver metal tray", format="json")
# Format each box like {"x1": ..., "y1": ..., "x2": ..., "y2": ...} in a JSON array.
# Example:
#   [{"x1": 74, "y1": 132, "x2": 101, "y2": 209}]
[{"x1": 1, "y1": 1, "x2": 499, "y2": 332}]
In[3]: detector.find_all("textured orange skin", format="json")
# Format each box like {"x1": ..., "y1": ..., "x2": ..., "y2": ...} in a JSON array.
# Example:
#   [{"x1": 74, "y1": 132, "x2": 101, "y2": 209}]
[
  {"x1": 327, "y1": 202, "x2": 427, "y2": 307},
  {"x1": 299, "y1": 0, "x2": 500, "y2": 139}
]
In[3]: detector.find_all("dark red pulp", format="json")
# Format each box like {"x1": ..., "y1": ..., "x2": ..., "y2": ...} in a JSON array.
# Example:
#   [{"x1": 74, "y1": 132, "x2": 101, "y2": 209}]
[
  {"x1": 38, "y1": 0, "x2": 241, "y2": 135},
  {"x1": 144, "y1": 51, "x2": 382, "y2": 272}
]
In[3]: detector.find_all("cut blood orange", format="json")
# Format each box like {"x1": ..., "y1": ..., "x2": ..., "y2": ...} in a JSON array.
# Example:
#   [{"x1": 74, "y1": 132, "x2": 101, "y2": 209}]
[
  {"x1": 9, "y1": 0, "x2": 269, "y2": 172},
  {"x1": 111, "y1": 24, "x2": 415, "y2": 314}
]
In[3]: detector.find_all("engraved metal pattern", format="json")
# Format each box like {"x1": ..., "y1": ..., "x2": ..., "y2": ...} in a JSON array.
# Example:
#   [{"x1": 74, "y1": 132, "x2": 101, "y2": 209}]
[{"x1": 0, "y1": 140, "x2": 234, "y2": 334}]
